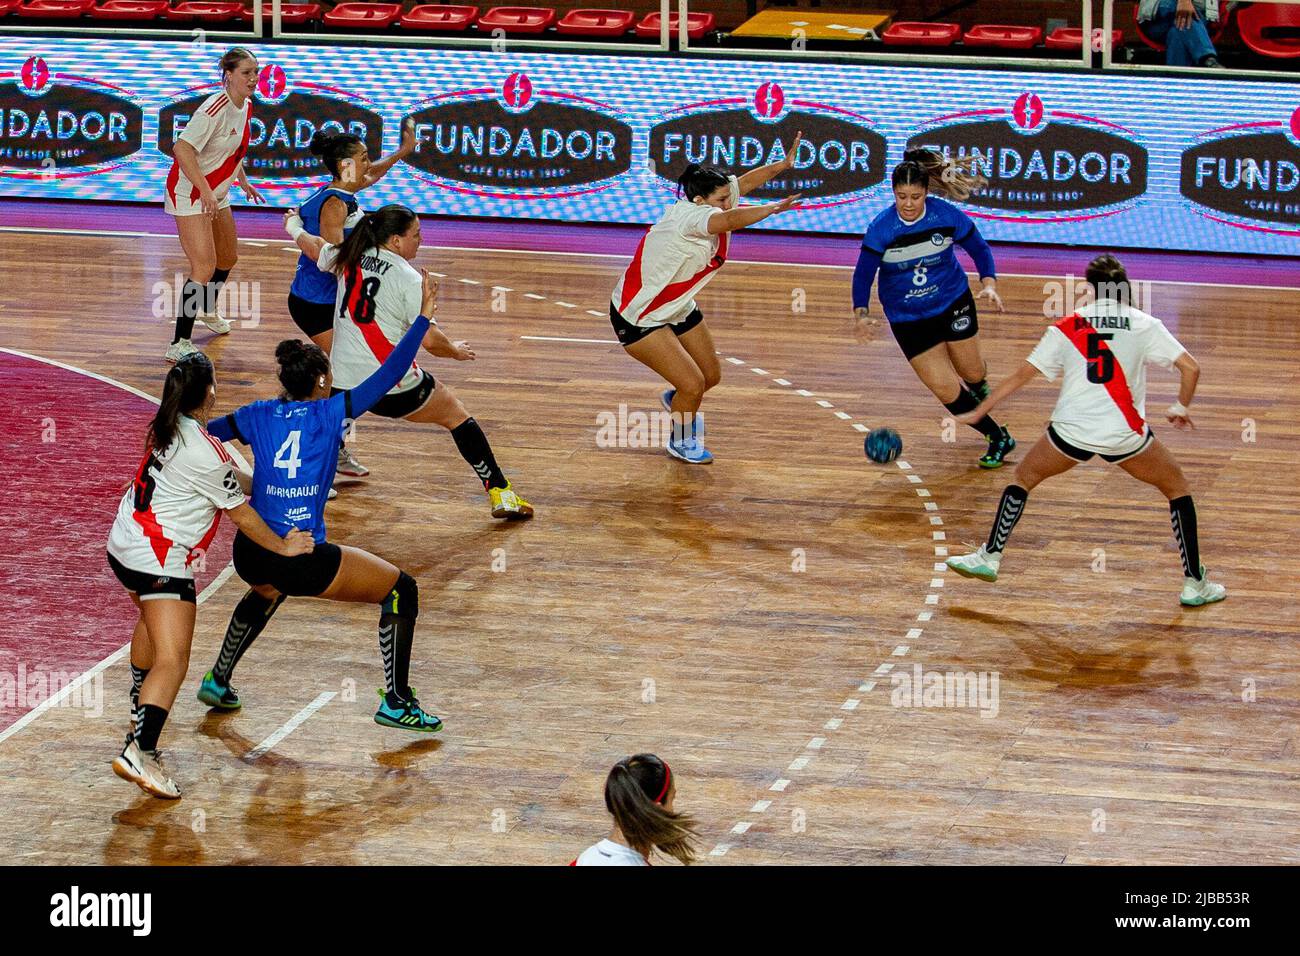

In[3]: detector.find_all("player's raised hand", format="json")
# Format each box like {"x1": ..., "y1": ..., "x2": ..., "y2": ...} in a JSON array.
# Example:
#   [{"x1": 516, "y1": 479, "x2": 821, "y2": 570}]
[
  {"x1": 400, "y1": 118, "x2": 417, "y2": 155},
  {"x1": 779, "y1": 131, "x2": 803, "y2": 172},
  {"x1": 772, "y1": 193, "x2": 802, "y2": 214},
  {"x1": 421, "y1": 270, "x2": 439, "y2": 316}
]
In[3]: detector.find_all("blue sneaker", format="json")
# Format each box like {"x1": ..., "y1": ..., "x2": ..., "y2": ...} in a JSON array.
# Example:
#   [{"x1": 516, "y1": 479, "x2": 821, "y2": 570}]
[
  {"x1": 667, "y1": 436, "x2": 713, "y2": 464},
  {"x1": 373, "y1": 688, "x2": 443, "y2": 733},
  {"x1": 197, "y1": 670, "x2": 241, "y2": 711}
]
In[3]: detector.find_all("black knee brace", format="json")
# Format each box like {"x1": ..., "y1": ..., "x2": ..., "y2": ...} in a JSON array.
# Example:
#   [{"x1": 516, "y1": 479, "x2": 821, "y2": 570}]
[{"x1": 380, "y1": 572, "x2": 418, "y2": 619}]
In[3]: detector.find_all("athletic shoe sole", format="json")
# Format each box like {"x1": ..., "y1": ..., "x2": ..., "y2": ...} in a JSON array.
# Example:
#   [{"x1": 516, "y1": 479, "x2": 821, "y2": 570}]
[
  {"x1": 946, "y1": 561, "x2": 998, "y2": 583},
  {"x1": 111, "y1": 756, "x2": 182, "y2": 799},
  {"x1": 1180, "y1": 591, "x2": 1226, "y2": 607},
  {"x1": 666, "y1": 445, "x2": 713, "y2": 465},
  {"x1": 196, "y1": 689, "x2": 241, "y2": 711},
  {"x1": 373, "y1": 714, "x2": 443, "y2": 733}
]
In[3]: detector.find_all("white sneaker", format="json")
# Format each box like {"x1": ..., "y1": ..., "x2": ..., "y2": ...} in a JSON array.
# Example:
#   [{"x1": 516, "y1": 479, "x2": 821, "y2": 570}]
[
  {"x1": 199, "y1": 310, "x2": 232, "y2": 335},
  {"x1": 946, "y1": 545, "x2": 1002, "y2": 582},
  {"x1": 336, "y1": 444, "x2": 369, "y2": 478},
  {"x1": 1180, "y1": 567, "x2": 1226, "y2": 607},
  {"x1": 112, "y1": 739, "x2": 181, "y2": 799},
  {"x1": 164, "y1": 339, "x2": 201, "y2": 364}
]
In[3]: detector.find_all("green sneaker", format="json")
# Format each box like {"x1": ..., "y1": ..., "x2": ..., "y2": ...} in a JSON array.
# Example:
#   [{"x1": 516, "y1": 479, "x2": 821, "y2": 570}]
[
  {"x1": 1179, "y1": 565, "x2": 1226, "y2": 607},
  {"x1": 373, "y1": 688, "x2": 443, "y2": 733},
  {"x1": 197, "y1": 670, "x2": 241, "y2": 711},
  {"x1": 979, "y1": 427, "x2": 1016, "y2": 469},
  {"x1": 946, "y1": 546, "x2": 1001, "y2": 582}
]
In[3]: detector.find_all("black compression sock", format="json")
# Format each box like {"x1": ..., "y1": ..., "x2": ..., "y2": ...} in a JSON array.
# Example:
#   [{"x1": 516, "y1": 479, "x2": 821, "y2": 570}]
[
  {"x1": 986, "y1": 484, "x2": 1029, "y2": 555},
  {"x1": 205, "y1": 266, "x2": 231, "y2": 314},
  {"x1": 213, "y1": 590, "x2": 285, "y2": 684},
  {"x1": 450, "y1": 417, "x2": 507, "y2": 490},
  {"x1": 943, "y1": 389, "x2": 1002, "y2": 442},
  {"x1": 129, "y1": 663, "x2": 148, "y2": 731},
  {"x1": 173, "y1": 277, "x2": 204, "y2": 343},
  {"x1": 1169, "y1": 495, "x2": 1202, "y2": 579},
  {"x1": 379, "y1": 573, "x2": 418, "y2": 700},
  {"x1": 135, "y1": 704, "x2": 169, "y2": 752}
]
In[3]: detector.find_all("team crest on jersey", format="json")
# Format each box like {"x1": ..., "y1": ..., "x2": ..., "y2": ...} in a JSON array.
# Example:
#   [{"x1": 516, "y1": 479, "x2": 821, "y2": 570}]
[
  {"x1": 951, "y1": 316, "x2": 972, "y2": 332},
  {"x1": 931, "y1": 233, "x2": 945, "y2": 245}
]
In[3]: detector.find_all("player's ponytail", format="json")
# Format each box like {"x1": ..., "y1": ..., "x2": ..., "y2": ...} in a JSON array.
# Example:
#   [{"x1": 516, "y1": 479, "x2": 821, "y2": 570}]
[
  {"x1": 332, "y1": 204, "x2": 419, "y2": 277},
  {"x1": 677, "y1": 163, "x2": 731, "y2": 203},
  {"x1": 603, "y1": 754, "x2": 699, "y2": 865},
  {"x1": 1086, "y1": 253, "x2": 1132, "y2": 307},
  {"x1": 896, "y1": 148, "x2": 987, "y2": 202},
  {"x1": 310, "y1": 129, "x2": 365, "y2": 180},
  {"x1": 275, "y1": 339, "x2": 330, "y2": 400},
  {"x1": 148, "y1": 352, "x2": 214, "y2": 452}
]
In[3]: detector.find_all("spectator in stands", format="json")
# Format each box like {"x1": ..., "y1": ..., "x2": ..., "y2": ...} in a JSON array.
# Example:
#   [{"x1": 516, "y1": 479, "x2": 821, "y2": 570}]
[{"x1": 1138, "y1": 0, "x2": 1226, "y2": 67}]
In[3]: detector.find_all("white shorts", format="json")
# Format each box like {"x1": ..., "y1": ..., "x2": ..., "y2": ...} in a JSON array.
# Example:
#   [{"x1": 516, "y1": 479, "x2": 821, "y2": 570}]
[{"x1": 165, "y1": 177, "x2": 233, "y2": 217}]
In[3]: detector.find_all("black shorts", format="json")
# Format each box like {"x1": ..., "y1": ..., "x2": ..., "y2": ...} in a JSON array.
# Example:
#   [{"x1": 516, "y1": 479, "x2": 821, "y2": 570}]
[
  {"x1": 288, "y1": 293, "x2": 335, "y2": 339},
  {"x1": 609, "y1": 303, "x2": 705, "y2": 347},
  {"x1": 106, "y1": 552, "x2": 197, "y2": 603},
  {"x1": 368, "y1": 370, "x2": 437, "y2": 419},
  {"x1": 232, "y1": 531, "x2": 343, "y2": 598},
  {"x1": 1046, "y1": 424, "x2": 1155, "y2": 463},
  {"x1": 889, "y1": 289, "x2": 979, "y2": 361}
]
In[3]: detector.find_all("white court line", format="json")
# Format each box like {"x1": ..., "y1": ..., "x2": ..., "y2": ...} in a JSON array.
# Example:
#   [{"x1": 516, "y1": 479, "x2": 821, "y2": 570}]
[
  {"x1": 244, "y1": 691, "x2": 337, "y2": 760},
  {"x1": 521, "y1": 335, "x2": 616, "y2": 345},
  {"x1": 0, "y1": 224, "x2": 1295, "y2": 292},
  {"x1": 0, "y1": 348, "x2": 246, "y2": 748}
]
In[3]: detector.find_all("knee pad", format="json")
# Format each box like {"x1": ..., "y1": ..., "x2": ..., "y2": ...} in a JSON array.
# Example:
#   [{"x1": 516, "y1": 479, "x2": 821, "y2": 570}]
[{"x1": 380, "y1": 572, "x2": 418, "y2": 619}]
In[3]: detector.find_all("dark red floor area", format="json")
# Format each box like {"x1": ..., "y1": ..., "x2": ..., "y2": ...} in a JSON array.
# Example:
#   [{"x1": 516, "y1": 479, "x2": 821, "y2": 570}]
[
  {"x1": 0, "y1": 352, "x2": 234, "y2": 733},
  {"x1": 2, "y1": 198, "x2": 1296, "y2": 288}
]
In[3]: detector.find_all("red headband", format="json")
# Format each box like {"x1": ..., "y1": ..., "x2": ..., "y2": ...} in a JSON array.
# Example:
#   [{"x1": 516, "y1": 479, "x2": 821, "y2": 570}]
[{"x1": 655, "y1": 762, "x2": 672, "y2": 804}]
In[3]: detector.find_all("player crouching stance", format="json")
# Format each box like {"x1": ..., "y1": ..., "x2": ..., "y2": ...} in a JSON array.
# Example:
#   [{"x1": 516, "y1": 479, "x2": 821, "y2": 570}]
[{"x1": 945, "y1": 255, "x2": 1226, "y2": 607}]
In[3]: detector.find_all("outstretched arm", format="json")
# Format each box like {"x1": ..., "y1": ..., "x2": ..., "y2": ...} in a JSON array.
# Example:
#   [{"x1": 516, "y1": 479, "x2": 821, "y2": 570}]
[
  {"x1": 736, "y1": 131, "x2": 802, "y2": 196},
  {"x1": 365, "y1": 121, "x2": 417, "y2": 188},
  {"x1": 345, "y1": 314, "x2": 432, "y2": 416},
  {"x1": 956, "y1": 361, "x2": 1040, "y2": 425},
  {"x1": 285, "y1": 209, "x2": 329, "y2": 264},
  {"x1": 708, "y1": 193, "x2": 801, "y2": 234}
]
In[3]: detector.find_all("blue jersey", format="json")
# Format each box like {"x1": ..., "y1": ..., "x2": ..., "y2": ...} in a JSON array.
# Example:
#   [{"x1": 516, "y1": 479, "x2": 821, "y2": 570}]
[
  {"x1": 288, "y1": 185, "x2": 362, "y2": 304},
  {"x1": 227, "y1": 395, "x2": 350, "y2": 542},
  {"x1": 851, "y1": 195, "x2": 996, "y2": 324}
]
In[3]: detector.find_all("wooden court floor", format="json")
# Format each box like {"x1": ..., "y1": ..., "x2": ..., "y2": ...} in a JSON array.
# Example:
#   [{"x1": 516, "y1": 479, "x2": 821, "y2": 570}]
[{"x1": 1, "y1": 227, "x2": 1298, "y2": 865}]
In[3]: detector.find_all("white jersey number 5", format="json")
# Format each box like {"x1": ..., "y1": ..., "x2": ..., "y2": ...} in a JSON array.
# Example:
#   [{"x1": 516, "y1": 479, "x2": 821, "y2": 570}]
[{"x1": 273, "y1": 430, "x2": 303, "y2": 479}]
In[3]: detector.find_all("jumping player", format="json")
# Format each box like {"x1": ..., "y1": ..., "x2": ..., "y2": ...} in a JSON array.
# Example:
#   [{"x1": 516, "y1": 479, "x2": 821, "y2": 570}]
[
  {"x1": 851, "y1": 148, "x2": 1015, "y2": 468},
  {"x1": 571, "y1": 754, "x2": 699, "y2": 866},
  {"x1": 287, "y1": 125, "x2": 416, "y2": 479},
  {"x1": 108, "y1": 353, "x2": 313, "y2": 798},
  {"x1": 197, "y1": 301, "x2": 446, "y2": 729},
  {"x1": 165, "y1": 46, "x2": 266, "y2": 364},
  {"x1": 286, "y1": 204, "x2": 534, "y2": 519},
  {"x1": 945, "y1": 254, "x2": 1226, "y2": 607},
  {"x1": 609, "y1": 134, "x2": 804, "y2": 464}
]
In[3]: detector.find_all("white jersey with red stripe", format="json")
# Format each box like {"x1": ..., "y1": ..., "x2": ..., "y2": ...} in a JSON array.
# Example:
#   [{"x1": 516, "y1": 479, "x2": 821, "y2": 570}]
[
  {"x1": 107, "y1": 416, "x2": 247, "y2": 579},
  {"x1": 571, "y1": 839, "x2": 649, "y2": 867},
  {"x1": 1026, "y1": 300, "x2": 1187, "y2": 455},
  {"x1": 610, "y1": 176, "x2": 739, "y2": 328},
  {"x1": 165, "y1": 91, "x2": 251, "y2": 216},
  {"x1": 319, "y1": 243, "x2": 425, "y2": 394}
]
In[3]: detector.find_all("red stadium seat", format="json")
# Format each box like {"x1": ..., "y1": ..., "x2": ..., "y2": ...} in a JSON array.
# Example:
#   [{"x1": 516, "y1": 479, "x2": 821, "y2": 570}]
[
  {"x1": 1238, "y1": 3, "x2": 1300, "y2": 58},
  {"x1": 1134, "y1": 5, "x2": 1228, "y2": 52},
  {"x1": 237, "y1": 2, "x2": 322, "y2": 24},
  {"x1": 556, "y1": 8, "x2": 634, "y2": 37},
  {"x1": 963, "y1": 24, "x2": 1042, "y2": 49},
  {"x1": 881, "y1": 21, "x2": 961, "y2": 46},
  {"x1": 478, "y1": 6, "x2": 556, "y2": 34},
  {"x1": 400, "y1": 4, "x2": 479, "y2": 31},
  {"x1": 16, "y1": 0, "x2": 95, "y2": 18},
  {"x1": 322, "y1": 2, "x2": 401, "y2": 28},
  {"x1": 165, "y1": 0, "x2": 243, "y2": 21},
  {"x1": 634, "y1": 11, "x2": 715, "y2": 40},
  {"x1": 91, "y1": 0, "x2": 168, "y2": 17},
  {"x1": 1044, "y1": 26, "x2": 1123, "y2": 50},
  {"x1": 0, "y1": 0, "x2": 18, "y2": 11}
]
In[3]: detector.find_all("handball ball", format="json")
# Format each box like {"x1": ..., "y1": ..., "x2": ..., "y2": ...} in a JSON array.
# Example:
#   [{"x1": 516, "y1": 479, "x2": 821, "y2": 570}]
[{"x1": 864, "y1": 427, "x2": 902, "y2": 463}]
